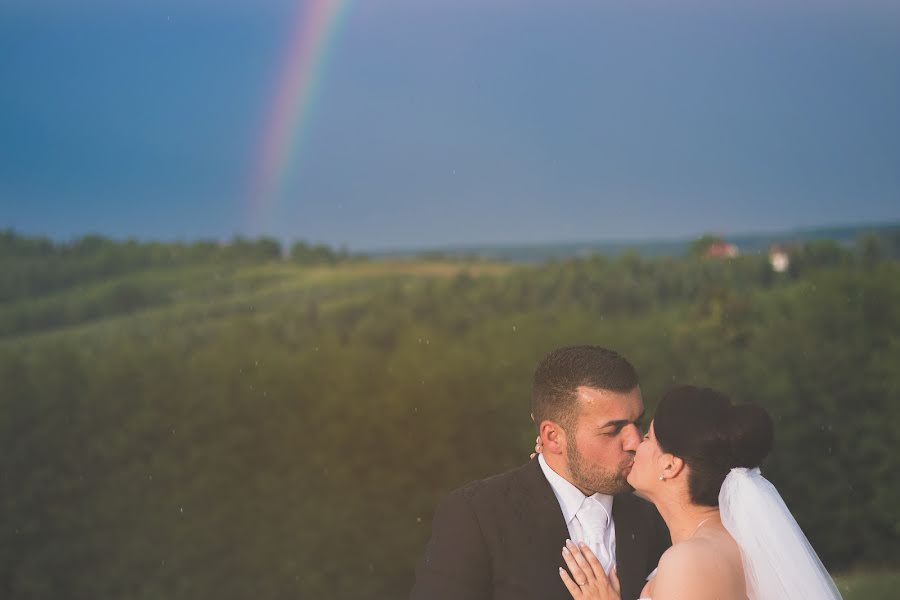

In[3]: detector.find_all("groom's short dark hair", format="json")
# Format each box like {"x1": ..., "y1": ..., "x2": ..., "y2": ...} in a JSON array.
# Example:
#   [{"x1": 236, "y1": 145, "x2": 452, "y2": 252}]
[{"x1": 532, "y1": 345, "x2": 639, "y2": 432}]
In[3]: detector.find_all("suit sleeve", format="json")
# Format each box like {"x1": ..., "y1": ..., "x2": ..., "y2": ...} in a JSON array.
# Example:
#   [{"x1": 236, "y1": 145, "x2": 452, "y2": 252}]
[{"x1": 409, "y1": 488, "x2": 492, "y2": 600}]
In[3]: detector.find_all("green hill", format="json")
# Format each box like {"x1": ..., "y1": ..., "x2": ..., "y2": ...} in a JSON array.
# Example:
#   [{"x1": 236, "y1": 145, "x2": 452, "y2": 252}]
[{"x1": 1, "y1": 232, "x2": 898, "y2": 599}]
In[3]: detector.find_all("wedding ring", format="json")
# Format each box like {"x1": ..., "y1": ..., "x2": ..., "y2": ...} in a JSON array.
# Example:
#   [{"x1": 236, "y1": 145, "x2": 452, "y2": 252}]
[{"x1": 577, "y1": 581, "x2": 587, "y2": 586}]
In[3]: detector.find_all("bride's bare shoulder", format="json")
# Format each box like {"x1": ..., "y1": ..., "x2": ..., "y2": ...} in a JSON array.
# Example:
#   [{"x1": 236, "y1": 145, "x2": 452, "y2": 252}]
[
  {"x1": 656, "y1": 539, "x2": 721, "y2": 574},
  {"x1": 651, "y1": 535, "x2": 743, "y2": 599},
  {"x1": 671, "y1": 533, "x2": 739, "y2": 563}
]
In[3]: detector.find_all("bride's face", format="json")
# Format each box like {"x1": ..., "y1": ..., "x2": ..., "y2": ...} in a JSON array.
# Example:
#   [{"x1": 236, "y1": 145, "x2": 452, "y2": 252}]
[{"x1": 627, "y1": 420, "x2": 663, "y2": 496}]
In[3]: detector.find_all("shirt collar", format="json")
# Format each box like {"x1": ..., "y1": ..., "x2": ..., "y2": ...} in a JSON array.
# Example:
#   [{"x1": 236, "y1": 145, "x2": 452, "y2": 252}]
[{"x1": 538, "y1": 453, "x2": 614, "y2": 526}]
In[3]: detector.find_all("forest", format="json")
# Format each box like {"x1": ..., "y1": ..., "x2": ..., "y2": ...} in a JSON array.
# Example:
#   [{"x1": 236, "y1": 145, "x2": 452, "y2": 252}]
[{"x1": 1, "y1": 229, "x2": 898, "y2": 599}]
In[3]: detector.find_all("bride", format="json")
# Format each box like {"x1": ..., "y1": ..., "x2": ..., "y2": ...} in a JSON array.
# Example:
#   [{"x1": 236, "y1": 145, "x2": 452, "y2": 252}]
[{"x1": 553, "y1": 385, "x2": 843, "y2": 600}]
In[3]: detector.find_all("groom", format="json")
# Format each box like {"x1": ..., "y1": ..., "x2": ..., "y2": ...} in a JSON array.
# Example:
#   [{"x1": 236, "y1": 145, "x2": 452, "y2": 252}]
[{"x1": 410, "y1": 346, "x2": 670, "y2": 600}]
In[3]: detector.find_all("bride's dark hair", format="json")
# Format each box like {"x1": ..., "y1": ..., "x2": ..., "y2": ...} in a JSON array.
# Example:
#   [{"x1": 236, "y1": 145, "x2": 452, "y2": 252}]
[{"x1": 653, "y1": 385, "x2": 774, "y2": 507}]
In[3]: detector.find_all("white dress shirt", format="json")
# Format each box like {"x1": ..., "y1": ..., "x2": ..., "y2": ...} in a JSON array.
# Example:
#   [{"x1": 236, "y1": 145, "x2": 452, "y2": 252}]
[{"x1": 538, "y1": 453, "x2": 617, "y2": 573}]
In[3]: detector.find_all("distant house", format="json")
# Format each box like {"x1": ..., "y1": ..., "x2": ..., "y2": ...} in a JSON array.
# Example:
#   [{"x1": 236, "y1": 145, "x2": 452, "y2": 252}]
[
  {"x1": 769, "y1": 244, "x2": 792, "y2": 273},
  {"x1": 704, "y1": 241, "x2": 739, "y2": 258}
]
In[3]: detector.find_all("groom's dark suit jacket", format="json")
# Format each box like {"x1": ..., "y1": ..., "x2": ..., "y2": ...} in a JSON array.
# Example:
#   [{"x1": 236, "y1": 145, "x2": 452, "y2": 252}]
[{"x1": 410, "y1": 459, "x2": 670, "y2": 600}]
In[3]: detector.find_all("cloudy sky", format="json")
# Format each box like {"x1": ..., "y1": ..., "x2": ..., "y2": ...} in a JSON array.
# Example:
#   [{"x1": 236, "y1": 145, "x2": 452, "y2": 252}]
[{"x1": 2, "y1": 0, "x2": 899, "y2": 249}]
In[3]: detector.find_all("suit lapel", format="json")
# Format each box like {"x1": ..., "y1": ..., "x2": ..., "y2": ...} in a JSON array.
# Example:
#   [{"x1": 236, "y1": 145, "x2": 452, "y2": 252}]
[
  {"x1": 526, "y1": 459, "x2": 570, "y2": 546},
  {"x1": 510, "y1": 462, "x2": 658, "y2": 600},
  {"x1": 513, "y1": 460, "x2": 572, "y2": 598},
  {"x1": 613, "y1": 493, "x2": 649, "y2": 600}
]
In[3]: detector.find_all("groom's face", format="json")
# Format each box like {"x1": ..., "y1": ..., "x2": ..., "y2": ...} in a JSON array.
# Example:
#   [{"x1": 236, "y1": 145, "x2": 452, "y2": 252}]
[{"x1": 565, "y1": 385, "x2": 644, "y2": 495}]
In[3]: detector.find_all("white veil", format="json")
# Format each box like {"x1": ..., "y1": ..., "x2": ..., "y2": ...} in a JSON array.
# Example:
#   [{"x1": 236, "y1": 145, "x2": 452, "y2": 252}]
[{"x1": 719, "y1": 467, "x2": 843, "y2": 600}]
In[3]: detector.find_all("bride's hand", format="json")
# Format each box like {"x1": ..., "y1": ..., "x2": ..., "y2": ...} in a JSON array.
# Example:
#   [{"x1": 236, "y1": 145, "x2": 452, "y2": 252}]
[
  {"x1": 529, "y1": 435, "x2": 543, "y2": 460},
  {"x1": 559, "y1": 540, "x2": 621, "y2": 600}
]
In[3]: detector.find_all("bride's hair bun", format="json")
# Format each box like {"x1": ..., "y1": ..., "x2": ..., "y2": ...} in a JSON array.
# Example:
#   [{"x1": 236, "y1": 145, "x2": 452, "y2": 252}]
[
  {"x1": 654, "y1": 385, "x2": 775, "y2": 507},
  {"x1": 726, "y1": 403, "x2": 774, "y2": 469}
]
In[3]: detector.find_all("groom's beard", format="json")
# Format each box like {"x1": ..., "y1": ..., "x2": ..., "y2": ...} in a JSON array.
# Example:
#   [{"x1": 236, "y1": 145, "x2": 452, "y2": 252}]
[{"x1": 567, "y1": 440, "x2": 634, "y2": 496}]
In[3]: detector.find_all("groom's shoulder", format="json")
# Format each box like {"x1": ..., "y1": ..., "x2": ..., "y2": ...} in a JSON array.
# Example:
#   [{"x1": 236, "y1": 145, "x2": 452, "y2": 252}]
[{"x1": 443, "y1": 461, "x2": 538, "y2": 506}]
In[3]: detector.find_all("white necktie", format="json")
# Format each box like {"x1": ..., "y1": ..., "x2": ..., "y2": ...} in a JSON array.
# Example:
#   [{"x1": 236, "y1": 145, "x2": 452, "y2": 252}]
[{"x1": 575, "y1": 497, "x2": 613, "y2": 573}]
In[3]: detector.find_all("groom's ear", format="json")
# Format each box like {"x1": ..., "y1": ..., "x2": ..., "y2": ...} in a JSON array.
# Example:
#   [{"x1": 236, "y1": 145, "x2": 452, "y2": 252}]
[{"x1": 539, "y1": 420, "x2": 566, "y2": 455}]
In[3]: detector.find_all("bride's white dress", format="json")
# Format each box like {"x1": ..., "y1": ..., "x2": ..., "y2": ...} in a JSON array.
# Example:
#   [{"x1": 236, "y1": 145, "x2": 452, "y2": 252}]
[{"x1": 635, "y1": 468, "x2": 843, "y2": 600}]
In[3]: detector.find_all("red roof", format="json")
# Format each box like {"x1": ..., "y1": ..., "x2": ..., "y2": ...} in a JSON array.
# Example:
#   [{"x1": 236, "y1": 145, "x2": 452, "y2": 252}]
[{"x1": 704, "y1": 241, "x2": 737, "y2": 257}]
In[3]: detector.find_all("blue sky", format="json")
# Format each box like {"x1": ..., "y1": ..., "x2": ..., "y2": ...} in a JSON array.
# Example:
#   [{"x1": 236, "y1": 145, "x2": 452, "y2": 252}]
[{"x1": 2, "y1": 0, "x2": 899, "y2": 250}]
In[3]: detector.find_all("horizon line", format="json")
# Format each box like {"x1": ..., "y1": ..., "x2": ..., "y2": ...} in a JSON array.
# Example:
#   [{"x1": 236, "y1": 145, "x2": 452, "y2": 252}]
[{"x1": 3, "y1": 219, "x2": 897, "y2": 253}]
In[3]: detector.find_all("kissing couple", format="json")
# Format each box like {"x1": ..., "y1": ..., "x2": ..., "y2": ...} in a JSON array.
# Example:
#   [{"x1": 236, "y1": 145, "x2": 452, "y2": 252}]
[{"x1": 410, "y1": 345, "x2": 842, "y2": 600}]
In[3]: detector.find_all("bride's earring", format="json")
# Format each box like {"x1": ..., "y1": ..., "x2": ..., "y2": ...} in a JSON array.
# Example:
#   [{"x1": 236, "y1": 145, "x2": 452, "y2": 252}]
[{"x1": 658, "y1": 474, "x2": 665, "y2": 481}]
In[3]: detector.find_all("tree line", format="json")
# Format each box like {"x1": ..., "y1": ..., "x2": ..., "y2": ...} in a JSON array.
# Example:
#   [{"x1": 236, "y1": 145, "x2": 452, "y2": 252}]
[{"x1": 0, "y1": 229, "x2": 361, "y2": 304}]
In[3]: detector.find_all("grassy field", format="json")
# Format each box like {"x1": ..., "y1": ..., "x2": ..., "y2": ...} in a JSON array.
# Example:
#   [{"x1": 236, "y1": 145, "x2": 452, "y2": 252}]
[
  {"x1": 834, "y1": 569, "x2": 899, "y2": 600},
  {"x1": 1, "y1": 258, "x2": 514, "y2": 348}
]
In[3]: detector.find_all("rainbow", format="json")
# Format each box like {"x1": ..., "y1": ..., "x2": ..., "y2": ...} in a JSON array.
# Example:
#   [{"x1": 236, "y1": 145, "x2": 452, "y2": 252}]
[{"x1": 248, "y1": 0, "x2": 351, "y2": 234}]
